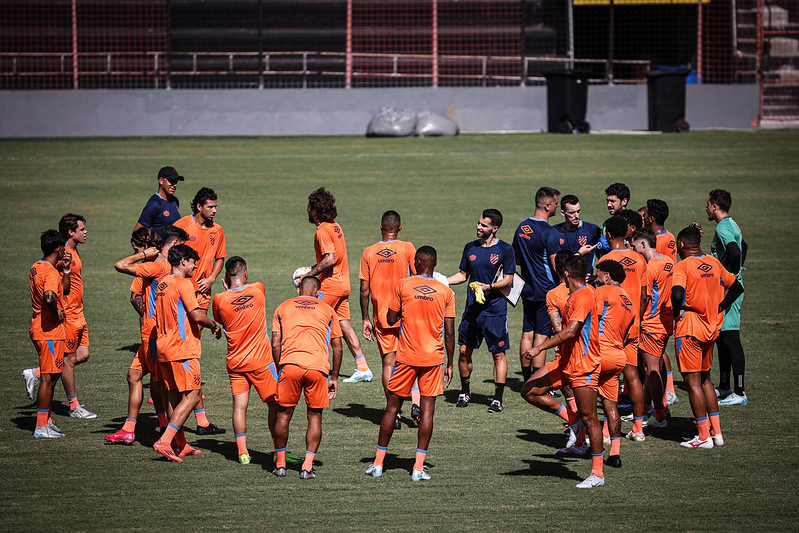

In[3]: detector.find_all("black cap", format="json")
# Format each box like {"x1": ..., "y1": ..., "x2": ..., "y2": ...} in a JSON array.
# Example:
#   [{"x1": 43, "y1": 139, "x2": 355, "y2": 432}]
[{"x1": 158, "y1": 166, "x2": 184, "y2": 181}]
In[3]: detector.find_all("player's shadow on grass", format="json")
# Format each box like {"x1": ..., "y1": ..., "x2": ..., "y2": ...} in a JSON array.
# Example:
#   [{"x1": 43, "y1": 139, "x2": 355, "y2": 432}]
[
  {"x1": 515, "y1": 427, "x2": 570, "y2": 450},
  {"x1": 12, "y1": 400, "x2": 69, "y2": 432},
  {"x1": 647, "y1": 417, "x2": 699, "y2": 443},
  {"x1": 192, "y1": 437, "x2": 277, "y2": 468},
  {"x1": 358, "y1": 453, "x2": 431, "y2": 475},
  {"x1": 501, "y1": 376, "x2": 526, "y2": 394},
  {"x1": 502, "y1": 457, "x2": 583, "y2": 480},
  {"x1": 94, "y1": 414, "x2": 162, "y2": 445},
  {"x1": 117, "y1": 343, "x2": 140, "y2": 354},
  {"x1": 333, "y1": 403, "x2": 385, "y2": 425},
  {"x1": 443, "y1": 390, "x2": 491, "y2": 407}
]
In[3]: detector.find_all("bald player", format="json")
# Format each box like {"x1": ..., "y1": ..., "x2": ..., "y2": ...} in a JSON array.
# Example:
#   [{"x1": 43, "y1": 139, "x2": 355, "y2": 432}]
[
  {"x1": 365, "y1": 247, "x2": 455, "y2": 481},
  {"x1": 272, "y1": 275, "x2": 343, "y2": 479},
  {"x1": 360, "y1": 210, "x2": 419, "y2": 426},
  {"x1": 672, "y1": 225, "x2": 743, "y2": 449}
]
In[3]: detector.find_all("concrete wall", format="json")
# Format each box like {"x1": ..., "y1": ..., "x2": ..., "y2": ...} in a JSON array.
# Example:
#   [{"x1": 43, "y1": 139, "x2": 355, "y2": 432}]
[{"x1": 0, "y1": 84, "x2": 759, "y2": 137}]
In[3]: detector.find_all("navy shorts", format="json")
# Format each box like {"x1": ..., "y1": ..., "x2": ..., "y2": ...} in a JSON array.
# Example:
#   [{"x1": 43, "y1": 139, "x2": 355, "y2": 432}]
[
  {"x1": 522, "y1": 299, "x2": 552, "y2": 336},
  {"x1": 458, "y1": 313, "x2": 510, "y2": 354}
]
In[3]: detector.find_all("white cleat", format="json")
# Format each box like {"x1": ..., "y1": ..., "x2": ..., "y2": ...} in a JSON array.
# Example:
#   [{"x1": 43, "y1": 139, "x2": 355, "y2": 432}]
[
  {"x1": 365, "y1": 464, "x2": 383, "y2": 478},
  {"x1": 343, "y1": 369, "x2": 373, "y2": 383},
  {"x1": 625, "y1": 430, "x2": 645, "y2": 442},
  {"x1": 576, "y1": 473, "x2": 605, "y2": 488},
  {"x1": 411, "y1": 468, "x2": 431, "y2": 481},
  {"x1": 712, "y1": 434, "x2": 725, "y2": 447},
  {"x1": 33, "y1": 425, "x2": 64, "y2": 438},
  {"x1": 680, "y1": 436, "x2": 714, "y2": 449},
  {"x1": 719, "y1": 392, "x2": 748, "y2": 406},
  {"x1": 565, "y1": 419, "x2": 585, "y2": 448},
  {"x1": 69, "y1": 405, "x2": 98, "y2": 419}
]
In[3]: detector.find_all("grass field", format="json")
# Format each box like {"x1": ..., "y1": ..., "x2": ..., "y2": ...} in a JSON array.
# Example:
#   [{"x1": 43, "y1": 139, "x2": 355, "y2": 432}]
[{"x1": 1, "y1": 131, "x2": 798, "y2": 531}]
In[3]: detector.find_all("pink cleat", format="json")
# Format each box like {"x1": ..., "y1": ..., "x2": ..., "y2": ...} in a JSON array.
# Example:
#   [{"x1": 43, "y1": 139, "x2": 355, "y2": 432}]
[
  {"x1": 104, "y1": 430, "x2": 135, "y2": 445},
  {"x1": 178, "y1": 444, "x2": 202, "y2": 457},
  {"x1": 153, "y1": 440, "x2": 183, "y2": 462}
]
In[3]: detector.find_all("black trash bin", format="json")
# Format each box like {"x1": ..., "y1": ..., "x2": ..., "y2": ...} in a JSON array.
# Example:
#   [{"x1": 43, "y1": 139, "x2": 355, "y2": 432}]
[
  {"x1": 646, "y1": 69, "x2": 690, "y2": 133},
  {"x1": 544, "y1": 70, "x2": 590, "y2": 134}
]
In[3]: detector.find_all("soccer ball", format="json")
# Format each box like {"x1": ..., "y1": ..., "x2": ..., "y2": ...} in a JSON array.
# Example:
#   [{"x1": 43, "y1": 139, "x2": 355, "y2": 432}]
[
  {"x1": 292, "y1": 266, "x2": 312, "y2": 287},
  {"x1": 432, "y1": 271, "x2": 449, "y2": 287}
]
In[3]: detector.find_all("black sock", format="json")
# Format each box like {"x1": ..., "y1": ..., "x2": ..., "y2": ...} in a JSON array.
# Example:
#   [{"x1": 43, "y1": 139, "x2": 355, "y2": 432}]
[
  {"x1": 494, "y1": 383, "x2": 505, "y2": 402},
  {"x1": 716, "y1": 334, "x2": 732, "y2": 391},
  {"x1": 460, "y1": 375, "x2": 471, "y2": 395},
  {"x1": 720, "y1": 330, "x2": 746, "y2": 395},
  {"x1": 522, "y1": 366, "x2": 531, "y2": 381}
]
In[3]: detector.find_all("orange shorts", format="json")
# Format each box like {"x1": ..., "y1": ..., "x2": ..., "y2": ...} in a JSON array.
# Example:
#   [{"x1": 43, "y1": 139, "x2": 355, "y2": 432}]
[
  {"x1": 388, "y1": 362, "x2": 443, "y2": 397},
  {"x1": 319, "y1": 293, "x2": 350, "y2": 321},
  {"x1": 640, "y1": 332, "x2": 669, "y2": 357},
  {"x1": 675, "y1": 336, "x2": 714, "y2": 373},
  {"x1": 229, "y1": 362, "x2": 278, "y2": 402},
  {"x1": 130, "y1": 338, "x2": 157, "y2": 376},
  {"x1": 624, "y1": 337, "x2": 640, "y2": 367},
  {"x1": 547, "y1": 359, "x2": 600, "y2": 391},
  {"x1": 195, "y1": 290, "x2": 211, "y2": 312},
  {"x1": 375, "y1": 324, "x2": 400, "y2": 356},
  {"x1": 277, "y1": 364, "x2": 329, "y2": 409},
  {"x1": 160, "y1": 359, "x2": 202, "y2": 392},
  {"x1": 597, "y1": 358, "x2": 625, "y2": 401},
  {"x1": 64, "y1": 317, "x2": 89, "y2": 353},
  {"x1": 32, "y1": 339, "x2": 64, "y2": 374}
]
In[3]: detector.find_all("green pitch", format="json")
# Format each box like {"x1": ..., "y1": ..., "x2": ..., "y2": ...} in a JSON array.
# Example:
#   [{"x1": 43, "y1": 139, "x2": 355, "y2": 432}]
[{"x1": 1, "y1": 131, "x2": 797, "y2": 530}]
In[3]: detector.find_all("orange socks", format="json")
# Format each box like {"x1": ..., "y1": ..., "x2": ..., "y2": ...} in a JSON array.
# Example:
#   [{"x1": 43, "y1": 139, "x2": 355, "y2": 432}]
[
  {"x1": 67, "y1": 394, "x2": 80, "y2": 410},
  {"x1": 302, "y1": 451, "x2": 316, "y2": 472},
  {"x1": 36, "y1": 408, "x2": 49, "y2": 427},
  {"x1": 160, "y1": 423, "x2": 179, "y2": 445},
  {"x1": 235, "y1": 434, "x2": 247, "y2": 456},
  {"x1": 354, "y1": 354, "x2": 369, "y2": 372},
  {"x1": 666, "y1": 371, "x2": 675, "y2": 394},
  {"x1": 555, "y1": 405, "x2": 571, "y2": 422},
  {"x1": 708, "y1": 411, "x2": 721, "y2": 436},
  {"x1": 696, "y1": 416, "x2": 711, "y2": 441},
  {"x1": 374, "y1": 445, "x2": 387, "y2": 467},
  {"x1": 610, "y1": 437, "x2": 621, "y2": 456},
  {"x1": 565, "y1": 396, "x2": 577, "y2": 412},
  {"x1": 632, "y1": 416, "x2": 644, "y2": 433},
  {"x1": 591, "y1": 453, "x2": 604, "y2": 478},
  {"x1": 275, "y1": 448, "x2": 286, "y2": 469},
  {"x1": 414, "y1": 449, "x2": 427, "y2": 472},
  {"x1": 34, "y1": 367, "x2": 41, "y2": 378},
  {"x1": 411, "y1": 387, "x2": 421, "y2": 406},
  {"x1": 194, "y1": 408, "x2": 210, "y2": 427},
  {"x1": 122, "y1": 418, "x2": 136, "y2": 432}
]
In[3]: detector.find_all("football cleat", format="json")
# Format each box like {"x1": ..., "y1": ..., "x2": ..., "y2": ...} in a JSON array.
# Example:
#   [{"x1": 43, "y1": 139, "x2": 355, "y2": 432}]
[
  {"x1": 342, "y1": 369, "x2": 373, "y2": 383},
  {"x1": 712, "y1": 434, "x2": 725, "y2": 447},
  {"x1": 104, "y1": 430, "x2": 135, "y2": 445},
  {"x1": 455, "y1": 393, "x2": 471, "y2": 408},
  {"x1": 719, "y1": 392, "x2": 748, "y2": 406},
  {"x1": 625, "y1": 430, "x2": 645, "y2": 442},
  {"x1": 643, "y1": 416, "x2": 668, "y2": 429},
  {"x1": 411, "y1": 468, "x2": 431, "y2": 481},
  {"x1": 365, "y1": 464, "x2": 383, "y2": 478},
  {"x1": 576, "y1": 473, "x2": 605, "y2": 488},
  {"x1": 487, "y1": 399, "x2": 503, "y2": 413},
  {"x1": 666, "y1": 391, "x2": 679, "y2": 405},
  {"x1": 299, "y1": 469, "x2": 316, "y2": 480},
  {"x1": 178, "y1": 444, "x2": 202, "y2": 457},
  {"x1": 565, "y1": 419, "x2": 585, "y2": 448},
  {"x1": 196, "y1": 423, "x2": 226, "y2": 435},
  {"x1": 273, "y1": 467, "x2": 287, "y2": 477},
  {"x1": 22, "y1": 368, "x2": 39, "y2": 401},
  {"x1": 238, "y1": 453, "x2": 251, "y2": 465},
  {"x1": 153, "y1": 441, "x2": 183, "y2": 462},
  {"x1": 605, "y1": 455, "x2": 622, "y2": 468},
  {"x1": 556, "y1": 443, "x2": 588, "y2": 456},
  {"x1": 715, "y1": 387, "x2": 732, "y2": 400},
  {"x1": 33, "y1": 425, "x2": 64, "y2": 438},
  {"x1": 680, "y1": 436, "x2": 713, "y2": 449},
  {"x1": 69, "y1": 405, "x2": 97, "y2": 419}
]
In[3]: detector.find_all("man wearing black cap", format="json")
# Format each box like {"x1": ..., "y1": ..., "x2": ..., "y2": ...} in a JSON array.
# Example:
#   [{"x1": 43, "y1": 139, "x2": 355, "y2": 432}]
[{"x1": 134, "y1": 166, "x2": 184, "y2": 237}]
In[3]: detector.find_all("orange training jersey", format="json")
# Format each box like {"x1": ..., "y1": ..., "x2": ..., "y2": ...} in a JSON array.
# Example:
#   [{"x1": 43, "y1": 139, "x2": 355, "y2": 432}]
[
  {"x1": 154, "y1": 274, "x2": 202, "y2": 362},
  {"x1": 213, "y1": 282, "x2": 273, "y2": 373},
  {"x1": 273, "y1": 296, "x2": 343, "y2": 374},
  {"x1": 600, "y1": 248, "x2": 646, "y2": 336},
  {"x1": 545, "y1": 282, "x2": 570, "y2": 325},
  {"x1": 174, "y1": 215, "x2": 227, "y2": 282},
  {"x1": 360, "y1": 239, "x2": 416, "y2": 328},
  {"x1": 672, "y1": 255, "x2": 737, "y2": 342},
  {"x1": 656, "y1": 231, "x2": 677, "y2": 262},
  {"x1": 63, "y1": 245, "x2": 84, "y2": 319},
  {"x1": 29, "y1": 260, "x2": 65, "y2": 341},
  {"x1": 641, "y1": 253, "x2": 674, "y2": 335},
  {"x1": 132, "y1": 258, "x2": 172, "y2": 340},
  {"x1": 559, "y1": 285, "x2": 600, "y2": 375},
  {"x1": 314, "y1": 221, "x2": 350, "y2": 296},
  {"x1": 595, "y1": 284, "x2": 634, "y2": 367},
  {"x1": 389, "y1": 275, "x2": 456, "y2": 367}
]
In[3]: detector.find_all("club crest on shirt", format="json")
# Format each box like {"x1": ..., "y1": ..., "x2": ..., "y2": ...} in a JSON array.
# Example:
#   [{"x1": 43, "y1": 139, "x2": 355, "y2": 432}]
[
  {"x1": 579, "y1": 236, "x2": 587, "y2": 246},
  {"x1": 163, "y1": 210, "x2": 170, "y2": 217},
  {"x1": 490, "y1": 254, "x2": 499, "y2": 265},
  {"x1": 469, "y1": 254, "x2": 477, "y2": 261}
]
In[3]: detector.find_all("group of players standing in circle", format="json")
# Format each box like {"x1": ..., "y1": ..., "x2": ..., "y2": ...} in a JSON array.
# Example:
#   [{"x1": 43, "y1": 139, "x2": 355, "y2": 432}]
[{"x1": 24, "y1": 168, "x2": 747, "y2": 488}]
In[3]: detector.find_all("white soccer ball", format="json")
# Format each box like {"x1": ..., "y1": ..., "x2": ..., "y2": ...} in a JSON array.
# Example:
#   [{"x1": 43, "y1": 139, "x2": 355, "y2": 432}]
[
  {"x1": 432, "y1": 271, "x2": 449, "y2": 287},
  {"x1": 292, "y1": 266, "x2": 312, "y2": 288}
]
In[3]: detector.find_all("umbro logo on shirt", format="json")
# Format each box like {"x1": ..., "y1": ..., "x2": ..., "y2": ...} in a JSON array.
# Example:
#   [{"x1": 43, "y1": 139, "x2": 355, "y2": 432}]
[
  {"x1": 664, "y1": 263, "x2": 673, "y2": 272},
  {"x1": 413, "y1": 285, "x2": 437, "y2": 295},
  {"x1": 295, "y1": 299, "x2": 319, "y2": 307},
  {"x1": 619, "y1": 257, "x2": 637, "y2": 267},
  {"x1": 230, "y1": 295, "x2": 254, "y2": 306},
  {"x1": 521, "y1": 225, "x2": 534, "y2": 235},
  {"x1": 697, "y1": 263, "x2": 713, "y2": 273},
  {"x1": 376, "y1": 248, "x2": 396, "y2": 258}
]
